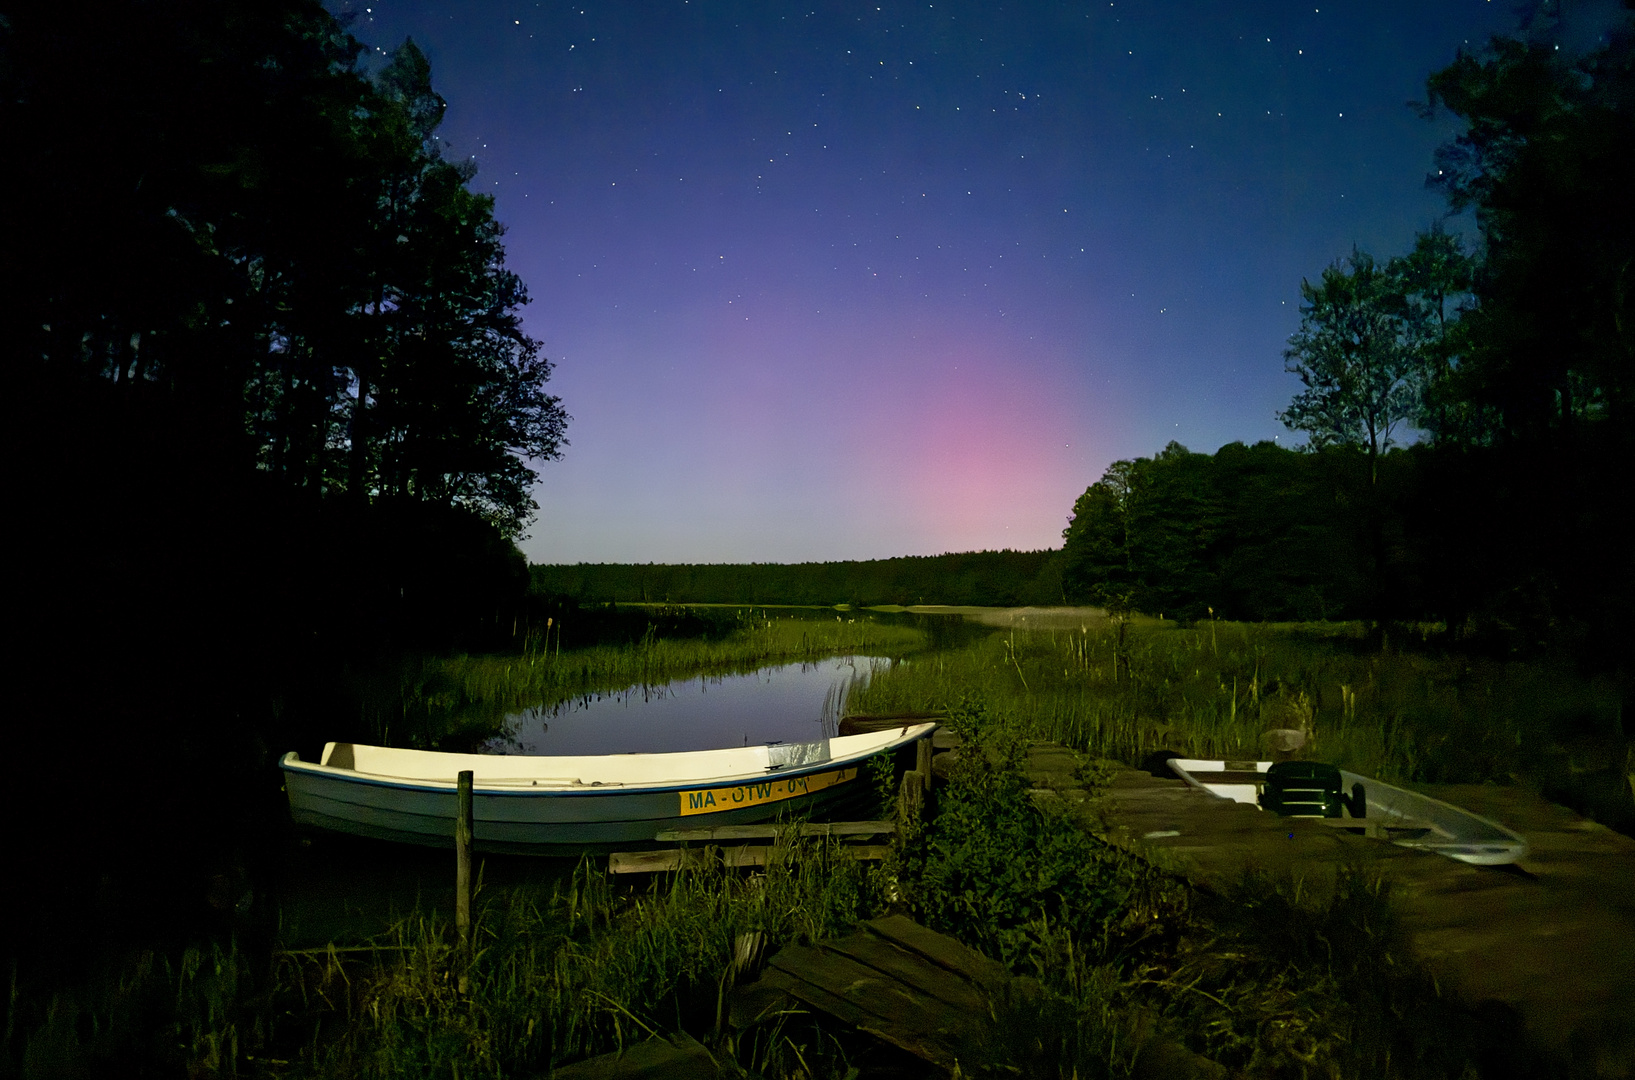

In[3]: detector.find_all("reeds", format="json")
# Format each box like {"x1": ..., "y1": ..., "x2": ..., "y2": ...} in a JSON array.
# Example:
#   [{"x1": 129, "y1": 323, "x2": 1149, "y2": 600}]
[
  {"x1": 306, "y1": 833, "x2": 890, "y2": 1078},
  {"x1": 369, "y1": 611, "x2": 925, "y2": 748},
  {"x1": 847, "y1": 619, "x2": 1625, "y2": 788},
  {"x1": 8, "y1": 836, "x2": 891, "y2": 1079}
]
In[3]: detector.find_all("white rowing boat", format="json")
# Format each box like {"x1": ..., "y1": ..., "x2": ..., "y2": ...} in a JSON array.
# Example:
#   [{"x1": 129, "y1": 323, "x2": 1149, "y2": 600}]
[
  {"x1": 1165, "y1": 758, "x2": 1529, "y2": 866},
  {"x1": 281, "y1": 724, "x2": 934, "y2": 855}
]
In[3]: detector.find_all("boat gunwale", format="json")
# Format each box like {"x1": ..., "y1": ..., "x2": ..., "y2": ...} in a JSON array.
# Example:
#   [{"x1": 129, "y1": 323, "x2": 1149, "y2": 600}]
[
  {"x1": 279, "y1": 723, "x2": 935, "y2": 798},
  {"x1": 1164, "y1": 757, "x2": 1529, "y2": 865}
]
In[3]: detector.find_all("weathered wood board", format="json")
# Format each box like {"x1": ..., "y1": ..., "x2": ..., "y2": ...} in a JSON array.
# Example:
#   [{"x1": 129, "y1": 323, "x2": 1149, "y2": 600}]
[
  {"x1": 654, "y1": 820, "x2": 896, "y2": 842},
  {"x1": 838, "y1": 712, "x2": 945, "y2": 736},
  {"x1": 730, "y1": 914, "x2": 1013, "y2": 1073},
  {"x1": 609, "y1": 844, "x2": 890, "y2": 874},
  {"x1": 1094, "y1": 764, "x2": 1635, "y2": 1067},
  {"x1": 548, "y1": 1032, "x2": 721, "y2": 1079}
]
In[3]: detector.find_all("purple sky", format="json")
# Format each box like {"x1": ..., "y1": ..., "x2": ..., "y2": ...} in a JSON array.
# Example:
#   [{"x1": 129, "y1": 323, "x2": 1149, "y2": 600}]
[{"x1": 335, "y1": 0, "x2": 1518, "y2": 564}]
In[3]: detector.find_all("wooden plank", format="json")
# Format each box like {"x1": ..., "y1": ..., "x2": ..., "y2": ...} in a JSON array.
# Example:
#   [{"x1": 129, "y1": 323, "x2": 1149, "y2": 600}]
[
  {"x1": 550, "y1": 1032, "x2": 722, "y2": 1079},
  {"x1": 822, "y1": 935, "x2": 988, "y2": 1013},
  {"x1": 1182, "y1": 771, "x2": 1268, "y2": 784},
  {"x1": 864, "y1": 915, "x2": 1010, "y2": 992},
  {"x1": 609, "y1": 848, "x2": 766, "y2": 873},
  {"x1": 1096, "y1": 764, "x2": 1635, "y2": 1067},
  {"x1": 1315, "y1": 817, "x2": 1431, "y2": 840},
  {"x1": 838, "y1": 713, "x2": 943, "y2": 737},
  {"x1": 758, "y1": 967, "x2": 959, "y2": 1071},
  {"x1": 767, "y1": 945, "x2": 970, "y2": 1045},
  {"x1": 609, "y1": 845, "x2": 891, "y2": 874},
  {"x1": 654, "y1": 820, "x2": 896, "y2": 842}
]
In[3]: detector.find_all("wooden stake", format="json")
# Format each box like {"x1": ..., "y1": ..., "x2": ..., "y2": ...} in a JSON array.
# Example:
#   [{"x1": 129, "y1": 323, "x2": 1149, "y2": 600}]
[
  {"x1": 916, "y1": 735, "x2": 933, "y2": 792},
  {"x1": 898, "y1": 768, "x2": 924, "y2": 833},
  {"x1": 456, "y1": 770, "x2": 474, "y2": 951}
]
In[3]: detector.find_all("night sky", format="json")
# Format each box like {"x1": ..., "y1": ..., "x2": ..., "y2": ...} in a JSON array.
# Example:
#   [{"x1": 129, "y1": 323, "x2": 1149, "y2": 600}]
[{"x1": 334, "y1": 0, "x2": 1518, "y2": 564}]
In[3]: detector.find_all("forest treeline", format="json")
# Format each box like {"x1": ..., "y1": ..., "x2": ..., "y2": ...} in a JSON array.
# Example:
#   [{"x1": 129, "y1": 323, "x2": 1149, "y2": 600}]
[
  {"x1": 1063, "y1": 12, "x2": 1635, "y2": 672},
  {"x1": 532, "y1": 550, "x2": 1064, "y2": 608}
]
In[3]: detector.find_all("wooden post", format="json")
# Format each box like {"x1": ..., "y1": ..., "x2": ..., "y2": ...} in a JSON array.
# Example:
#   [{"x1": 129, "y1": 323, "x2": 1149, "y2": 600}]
[
  {"x1": 916, "y1": 735, "x2": 933, "y2": 792},
  {"x1": 455, "y1": 770, "x2": 474, "y2": 951},
  {"x1": 898, "y1": 768, "x2": 923, "y2": 833}
]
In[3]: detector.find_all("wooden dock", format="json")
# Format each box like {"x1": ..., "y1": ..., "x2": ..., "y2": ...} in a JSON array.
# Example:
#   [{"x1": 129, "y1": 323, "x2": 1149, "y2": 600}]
[
  {"x1": 1095, "y1": 762, "x2": 1635, "y2": 1068},
  {"x1": 728, "y1": 914, "x2": 1014, "y2": 1072}
]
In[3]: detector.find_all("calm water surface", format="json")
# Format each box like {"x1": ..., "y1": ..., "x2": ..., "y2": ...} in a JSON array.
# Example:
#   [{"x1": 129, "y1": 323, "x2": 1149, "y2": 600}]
[
  {"x1": 485, "y1": 655, "x2": 886, "y2": 756},
  {"x1": 283, "y1": 650, "x2": 911, "y2": 942}
]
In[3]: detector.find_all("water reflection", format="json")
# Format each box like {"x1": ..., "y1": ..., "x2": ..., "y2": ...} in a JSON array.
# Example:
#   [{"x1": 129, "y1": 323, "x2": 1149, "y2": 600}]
[{"x1": 485, "y1": 655, "x2": 886, "y2": 756}]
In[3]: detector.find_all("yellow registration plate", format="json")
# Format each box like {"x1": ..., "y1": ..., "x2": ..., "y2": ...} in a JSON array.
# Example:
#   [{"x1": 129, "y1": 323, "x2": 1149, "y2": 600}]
[{"x1": 679, "y1": 767, "x2": 857, "y2": 816}]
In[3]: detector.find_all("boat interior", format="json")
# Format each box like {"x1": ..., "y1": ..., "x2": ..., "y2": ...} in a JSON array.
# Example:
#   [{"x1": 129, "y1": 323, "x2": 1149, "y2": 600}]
[
  {"x1": 293, "y1": 723, "x2": 936, "y2": 787},
  {"x1": 1167, "y1": 757, "x2": 1528, "y2": 864}
]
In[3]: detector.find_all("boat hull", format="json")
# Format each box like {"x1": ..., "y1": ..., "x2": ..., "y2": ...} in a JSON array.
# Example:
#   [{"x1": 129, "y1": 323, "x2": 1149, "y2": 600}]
[
  {"x1": 1166, "y1": 758, "x2": 1529, "y2": 866},
  {"x1": 281, "y1": 731, "x2": 926, "y2": 855}
]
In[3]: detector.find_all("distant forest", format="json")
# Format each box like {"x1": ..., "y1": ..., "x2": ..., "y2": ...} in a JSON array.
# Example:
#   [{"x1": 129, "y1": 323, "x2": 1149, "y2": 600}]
[{"x1": 532, "y1": 550, "x2": 1064, "y2": 608}]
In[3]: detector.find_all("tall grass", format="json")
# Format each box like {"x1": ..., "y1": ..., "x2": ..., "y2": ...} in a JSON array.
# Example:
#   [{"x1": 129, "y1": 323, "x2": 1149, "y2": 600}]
[
  {"x1": 15, "y1": 662, "x2": 1555, "y2": 1080},
  {"x1": 306, "y1": 833, "x2": 891, "y2": 1078},
  {"x1": 9, "y1": 835, "x2": 891, "y2": 1079},
  {"x1": 847, "y1": 619, "x2": 1626, "y2": 791},
  {"x1": 370, "y1": 610, "x2": 925, "y2": 748}
]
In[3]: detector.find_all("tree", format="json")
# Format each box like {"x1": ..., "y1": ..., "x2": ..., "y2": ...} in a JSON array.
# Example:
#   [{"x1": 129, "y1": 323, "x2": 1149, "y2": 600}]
[
  {"x1": 1413, "y1": 7, "x2": 1635, "y2": 667},
  {"x1": 1388, "y1": 227, "x2": 1477, "y2": 441},
  {"x1": 1, "y1": 9, "x2": 568, "y2": 538},
  {"x1": 1060, "y1": 444, "x2": 1217, "y2": 620},
  {"x1": 353, "y1": 43, "x2": 569, "y2": 536},
  {"x1": 1061, "y1": 459, "x2": 1137, "y2": 609},
  {"x1": 1278, "y1": 250, "x2": 1419, "y2": 483},
  {"x1": 1060, "y1": 442, "x2": 1370, "y2": 621},
  {"x1": 1425, "y1": 13, "x2": 1635, "y2": 440}
]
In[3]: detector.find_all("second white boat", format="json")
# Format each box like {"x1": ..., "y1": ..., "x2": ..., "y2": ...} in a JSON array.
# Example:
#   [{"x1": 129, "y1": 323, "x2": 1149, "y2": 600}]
[{"x1": 1165, "y1": 757, "x2": 1529, "y2": 866}]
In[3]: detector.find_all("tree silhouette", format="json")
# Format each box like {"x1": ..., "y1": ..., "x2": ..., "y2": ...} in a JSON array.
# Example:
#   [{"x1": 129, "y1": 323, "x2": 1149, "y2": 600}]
[
  {"x1": 1, "y1": 7, "x2": 567, "y2": 537},
  {"x1": 1279, "y1": 251, "x2": 1418, "y2": 483},
  {"x1": 351, "y1": 42, "x2": 568, "y2": 535},
  {"x1": 1426, "y1": 18, "x2": 1635, "y2": 441},
  {"x1": 1388, "y1": 227, "x2": 1477, "y2": 441}
]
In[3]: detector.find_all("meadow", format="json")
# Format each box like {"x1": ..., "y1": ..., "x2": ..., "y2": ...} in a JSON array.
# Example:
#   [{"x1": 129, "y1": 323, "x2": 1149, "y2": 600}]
[
  {"x1": 848, "y1": 616, "x2": 1633, "y2": 830},
  {"x1": 16, "y1": 709, "x2": 1503, "y2": 1080},
  {"x1": 10, "y1": 609, "x2": 1631, "y2": 1078}
]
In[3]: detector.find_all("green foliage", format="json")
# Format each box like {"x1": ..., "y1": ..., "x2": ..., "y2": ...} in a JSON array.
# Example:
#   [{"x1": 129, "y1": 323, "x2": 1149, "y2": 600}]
[
  {"x1": 978, "y1": 962, "x2": 1143, "y2": 1080},
  {"x1": 8, "y1": 840, "x2": 888, "y2": 1079},
  {"x1": 10, "y1": 941, "x2": 265, "y2": 1080},
  {"x1": 1258, "y1": 12, "x2": 1635, "y2": 656},
  {"x1": 312, "y1": 839, "x2": 885, "y2": 1077},
  {"x1": 1279, "y1": 249, "x2": 1427, "y2": 476},
  {"x1": 899, "y1": 699, "x2": 1144, "y2": 970}
]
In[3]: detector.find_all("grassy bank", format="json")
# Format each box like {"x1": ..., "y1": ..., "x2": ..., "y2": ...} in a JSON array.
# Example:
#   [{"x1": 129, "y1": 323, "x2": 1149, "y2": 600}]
[
  {"x1": 365, "y1": 609, "x2": 926, "y2": 750},
  {"x1": 846, "y1": 618, "x2": 1633, "y2": 828},
  {"x1": 15, "y1": 612, "x2": 1625, "y2": 1077},
  {"x1": 11, "y1": 698, "x2": 1523, "y2": 1079},
  {"x1": 9, "y1": 838, "x2": 892, "y2": 1079}
]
